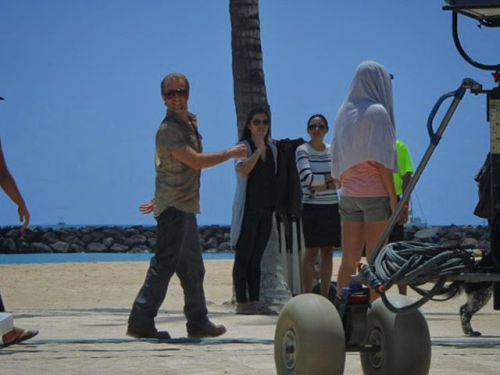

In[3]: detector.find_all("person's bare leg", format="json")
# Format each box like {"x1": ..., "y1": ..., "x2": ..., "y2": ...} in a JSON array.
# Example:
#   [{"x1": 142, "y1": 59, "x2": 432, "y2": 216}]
[
  {"x1": 319, "y1": 247, "x2": 334, "y2": 297},
  {"x1": 337, "y1": 221, "x2": 365, "y2": 294},
  {"x1": 302, "y1": 248, "x2": 319, "y2": 293},
  {"x1": 365, "y1": 220, "x2": 389, "y2": 301}
]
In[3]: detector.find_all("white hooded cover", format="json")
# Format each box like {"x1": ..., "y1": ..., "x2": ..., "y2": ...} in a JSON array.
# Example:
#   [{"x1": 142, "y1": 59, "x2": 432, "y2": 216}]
[{"x1": 331, "y1": 61, "x2": 397, "y2": 178}]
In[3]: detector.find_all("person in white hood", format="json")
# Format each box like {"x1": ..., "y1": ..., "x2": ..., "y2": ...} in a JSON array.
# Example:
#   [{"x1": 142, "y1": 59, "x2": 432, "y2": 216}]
[{"x1": 331, "y1": 61, "x2": 398, "y2": 298}]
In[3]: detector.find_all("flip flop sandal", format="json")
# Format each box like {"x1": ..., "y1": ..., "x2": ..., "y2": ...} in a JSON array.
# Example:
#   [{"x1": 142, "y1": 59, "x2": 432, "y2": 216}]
[{"x1": 2, "y1": 329, "x2": 38, "y2": 347}]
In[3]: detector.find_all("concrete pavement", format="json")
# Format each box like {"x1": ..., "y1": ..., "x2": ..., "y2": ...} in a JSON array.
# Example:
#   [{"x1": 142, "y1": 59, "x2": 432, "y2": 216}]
[{"x1": 1, "y1": 261, "x2": 499, "y2": 374}]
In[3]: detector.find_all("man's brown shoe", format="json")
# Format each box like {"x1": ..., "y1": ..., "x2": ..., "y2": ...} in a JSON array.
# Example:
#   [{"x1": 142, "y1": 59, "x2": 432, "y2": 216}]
[
  {"x1": 187, "y1": 321, "x2": 226, "y2": 338},
  {"x1": 127, "y1": 327, "x2": 171, "y2": 340}
]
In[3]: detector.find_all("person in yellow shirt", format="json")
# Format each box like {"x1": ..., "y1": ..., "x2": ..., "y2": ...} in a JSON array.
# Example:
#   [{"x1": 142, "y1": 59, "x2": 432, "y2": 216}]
[{"x1": 388, "y1": 139, "x2": 415, "y2": 295}]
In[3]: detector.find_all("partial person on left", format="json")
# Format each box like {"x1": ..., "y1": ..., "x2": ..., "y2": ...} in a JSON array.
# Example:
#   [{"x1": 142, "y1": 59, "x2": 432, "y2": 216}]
[{"x1": 0, "y1": 96, "x2": 39, "y2": 347}]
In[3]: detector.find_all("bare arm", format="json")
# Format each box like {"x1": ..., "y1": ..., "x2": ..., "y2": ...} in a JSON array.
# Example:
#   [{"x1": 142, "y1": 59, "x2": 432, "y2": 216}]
[
  {"x1": 376, "y1": 162, "x2": 397, "y2": 213},
  {"x1": 236, "y1": 133, "x2": 267, "y2": 177},
  {"x1": 399, "y1": 173, "x2": 412, "y2": 224},
  {"x1": 172, "y1": 143, "x2": 247, "y2": 171},
  {"x1": 310, "y1": 177, "x2": 339, "y2": 193},
  {"x1": 237, "y1": 146, "x2": 265, "y2": 177},
  {"x1": 0, "y1": 142, "x2": 30, "y2": 230}
]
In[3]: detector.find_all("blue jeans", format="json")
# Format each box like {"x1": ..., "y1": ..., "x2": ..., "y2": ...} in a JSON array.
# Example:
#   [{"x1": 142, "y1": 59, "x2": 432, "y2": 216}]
[{"x1": 128, "y1": 206, "x2": 209, "y2": 332}]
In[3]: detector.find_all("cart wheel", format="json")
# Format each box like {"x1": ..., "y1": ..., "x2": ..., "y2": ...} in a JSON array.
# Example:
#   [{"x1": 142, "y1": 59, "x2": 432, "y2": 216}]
[
  {"x1": 360, "y1": 295, "x2": 431, "y2": 375},
  {"x1": 274, "y1": 294, "x2": 345, "y2": 375}
]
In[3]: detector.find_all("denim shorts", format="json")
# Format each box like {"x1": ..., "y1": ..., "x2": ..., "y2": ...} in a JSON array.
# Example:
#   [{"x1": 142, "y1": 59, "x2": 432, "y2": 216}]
[{"x1": 339, "y1": 196, "x2": 391, "y2": 222}]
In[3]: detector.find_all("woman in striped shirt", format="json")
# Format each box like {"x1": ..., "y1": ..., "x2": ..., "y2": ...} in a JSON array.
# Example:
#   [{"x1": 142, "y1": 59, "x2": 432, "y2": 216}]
[{"x1": 295, "y1": 114, "x2": 341, "y2": 298}]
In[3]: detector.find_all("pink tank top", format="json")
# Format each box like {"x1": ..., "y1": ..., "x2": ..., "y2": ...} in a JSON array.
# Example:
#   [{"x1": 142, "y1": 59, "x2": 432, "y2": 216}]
[{"x1": 341, "y1": 162, "x2": 388, "y2": 197}]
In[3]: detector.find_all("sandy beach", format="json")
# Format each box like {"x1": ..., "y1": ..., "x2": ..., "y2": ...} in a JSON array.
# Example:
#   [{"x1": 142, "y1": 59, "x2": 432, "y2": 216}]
[{"x1": 1, "y1": 259, "x2": 500, "y2": 374}]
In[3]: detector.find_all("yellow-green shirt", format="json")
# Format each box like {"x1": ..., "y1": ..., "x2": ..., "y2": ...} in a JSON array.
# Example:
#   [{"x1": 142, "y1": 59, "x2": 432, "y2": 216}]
[{"x1": 393, "y1": 139, "x2": 414, "y2": 196}]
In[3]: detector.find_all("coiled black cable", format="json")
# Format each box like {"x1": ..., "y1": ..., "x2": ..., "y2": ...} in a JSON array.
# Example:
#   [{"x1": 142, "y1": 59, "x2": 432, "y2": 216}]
[{"x1": 364, "y1": 241, "x2": 475, "y2": 313}]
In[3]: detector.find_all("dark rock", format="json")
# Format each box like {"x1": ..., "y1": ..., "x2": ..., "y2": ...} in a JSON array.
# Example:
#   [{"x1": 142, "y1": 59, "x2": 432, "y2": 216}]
[
  {"x1": 202, "y1": 237, "x2": 219, "y2": 251},
  {"x1": 71, "y1": 238, "x2": 86, "y2": 247},
  {"x1": 147, "y1": 237, "x2": 156, "y2": 249},
  {"x1": 124, "y1": 227, "x2": 140, "y2": 236},
  {"x1": 3, "y1": 238, "x2": 17, "y2": 253},
  {"x1": 143, "y1": 230, "x2": 156, "y2": 238},
  {"x1": 31, "y1": 242, "x2": 52, "y2": 253},
  {"x1": 70, "y1": 243, "x2": 85, "y2": 252},
  {"x1": 444, "y1": 228, "x2": 464, "y2": 241},
  {"x1": 124, "y1": 234, "x2": 147, "y2": 246},
  {"x1": 478, "y1": 239, "x2": 490, "y2": 250},
  {"x1": 60, "y1": 232, "x2": 78, "y2": 243},
  {"x1": 42, "y1": 231, "x2": 59, "y2": 244},
  {"x1": 6, "y1": 228, "x2": 22, "y2": 240},
  {"x1": 81, "y1": 234, "x2": 93, "y2": 243},
  {"x1": 480, "y1": 232, "x2": 490, "y2": 241},
  {"x1": 218, "y1": 241, "x2": 232, "y2": 251},
  {"x1": 114, "y1": 232, "x2": 126, "y2": 243},
  {"x1": 465, "y1": 227, "x2": 484, "y2": 240},
  {"x1": 22, "y1": 229, "x2": 43, "y2": 243},
  {"x1": 413, "y1": 228, "x2": 440, "y2": 242},
  {"x1": 86, "y1": 242, "x2": 107, "y2": 252},
  {"x1": 102, "y1": 228, "x2": 121, "y2": 237},
  {"x1": 460, "y1": 237, "x2": 479, "y2": 249},
  {"x1": 91, "y1": 231, "x2": 105, "y2": 241},
  {"x1": 51, "y1": 241, "x2": 70, "y2": 253},
  {"x1": 103, "y1": 237, "x2": 114, "y2": 248},
  {"x1": 109, "y1": 243, "x2": 129, "y2": 252},
  {"x1": 18, "y1": 241, "x2": 32, "y2": 253},
  {"x1": 129, "y1": 244, "x2": 151, "y2": 253},
  {"x1": 439, "y1": 239, "x2": 459, "y2": 249}
]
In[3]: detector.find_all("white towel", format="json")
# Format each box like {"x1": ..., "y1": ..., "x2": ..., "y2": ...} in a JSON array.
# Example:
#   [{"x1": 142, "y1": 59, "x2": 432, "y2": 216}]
[
  {"x1": 0, "y1": 312, "x2": 14, "y2": 338},
  {"x1": 331, "y1": 61, "x2": 397, "y2": 178}
]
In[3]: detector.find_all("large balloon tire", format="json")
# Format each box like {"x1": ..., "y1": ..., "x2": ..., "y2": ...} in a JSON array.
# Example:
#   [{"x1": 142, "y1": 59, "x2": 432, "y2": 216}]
[
  {"x1": 274, "y1": 294, "x2": 345, "y2": 375},
  {"x1": 360, "y1": 295, "x2": 431, "y2": 375}
]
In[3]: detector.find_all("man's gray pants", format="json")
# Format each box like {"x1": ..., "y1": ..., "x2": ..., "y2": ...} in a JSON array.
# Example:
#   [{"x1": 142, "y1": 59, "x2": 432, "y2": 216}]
[{"x1": 128, "y1": 206, "x2": 209, "y2": 333}]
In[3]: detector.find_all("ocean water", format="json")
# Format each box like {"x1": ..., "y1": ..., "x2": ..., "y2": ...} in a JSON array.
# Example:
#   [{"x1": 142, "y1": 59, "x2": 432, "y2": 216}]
[{"x1": 0, "y1": 252, "x2": 234, "y2": 265}]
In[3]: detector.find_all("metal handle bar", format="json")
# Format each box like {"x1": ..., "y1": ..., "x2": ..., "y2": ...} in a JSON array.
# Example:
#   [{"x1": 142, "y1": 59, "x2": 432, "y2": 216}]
[
  {"x1": 451, "y1": 12, "x2": 500, "y2": 72},
  {"x1": 369, "y1": 78, "x2": 481, "y2": 265}
]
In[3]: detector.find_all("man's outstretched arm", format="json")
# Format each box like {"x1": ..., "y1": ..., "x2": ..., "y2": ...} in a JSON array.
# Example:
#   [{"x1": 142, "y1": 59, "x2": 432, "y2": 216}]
[{"x1": 172, "y1": 144, "x2": 247, "y2": 171}]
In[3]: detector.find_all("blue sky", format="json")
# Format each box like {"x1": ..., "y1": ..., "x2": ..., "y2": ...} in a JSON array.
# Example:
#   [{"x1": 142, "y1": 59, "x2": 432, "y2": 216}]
[{"x1": 0, "y1": 1, "x2": 497, "y2": 227}]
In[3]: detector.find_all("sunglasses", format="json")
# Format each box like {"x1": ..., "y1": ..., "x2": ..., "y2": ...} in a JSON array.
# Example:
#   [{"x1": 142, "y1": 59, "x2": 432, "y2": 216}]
[
  {"x1": 164, "y1": 89, "x2": 188, "y2": 99},
  {"x1": 308, "y1": 124, "x2": 327, "y2": 131},
  {"x1": 251, "y1": 119, "x2": 269, "y2": 126}
]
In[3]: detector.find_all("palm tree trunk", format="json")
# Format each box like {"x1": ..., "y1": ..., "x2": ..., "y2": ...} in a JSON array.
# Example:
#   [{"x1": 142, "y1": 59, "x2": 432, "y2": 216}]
[
  {"x1": 230, "y1": 0, "x2": 270, "y2": 138},
  {"x1": 230, "y1": 0, "x2": 291, "y2": 306}
]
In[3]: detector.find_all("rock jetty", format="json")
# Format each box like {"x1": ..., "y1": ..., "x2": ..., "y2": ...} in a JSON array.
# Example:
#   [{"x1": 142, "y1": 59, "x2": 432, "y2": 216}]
[
  {"x1": 0, "y1": 224, "x2": 490, "y2": 254},
  {"x1": 0, "y1": 225, "x2": 231, "y2": 254}
]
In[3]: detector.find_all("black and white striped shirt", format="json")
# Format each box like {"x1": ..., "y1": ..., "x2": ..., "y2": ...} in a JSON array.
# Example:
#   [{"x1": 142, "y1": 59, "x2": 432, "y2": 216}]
[{"x1": 295, "y1": 143, "x2": 338, "y2": 205}]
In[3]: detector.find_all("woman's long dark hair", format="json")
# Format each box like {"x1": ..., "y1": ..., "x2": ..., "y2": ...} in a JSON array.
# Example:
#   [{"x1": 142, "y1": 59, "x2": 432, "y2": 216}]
[{"x1": 239, "y1": 107, "x2": 272, "y2": 142}]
